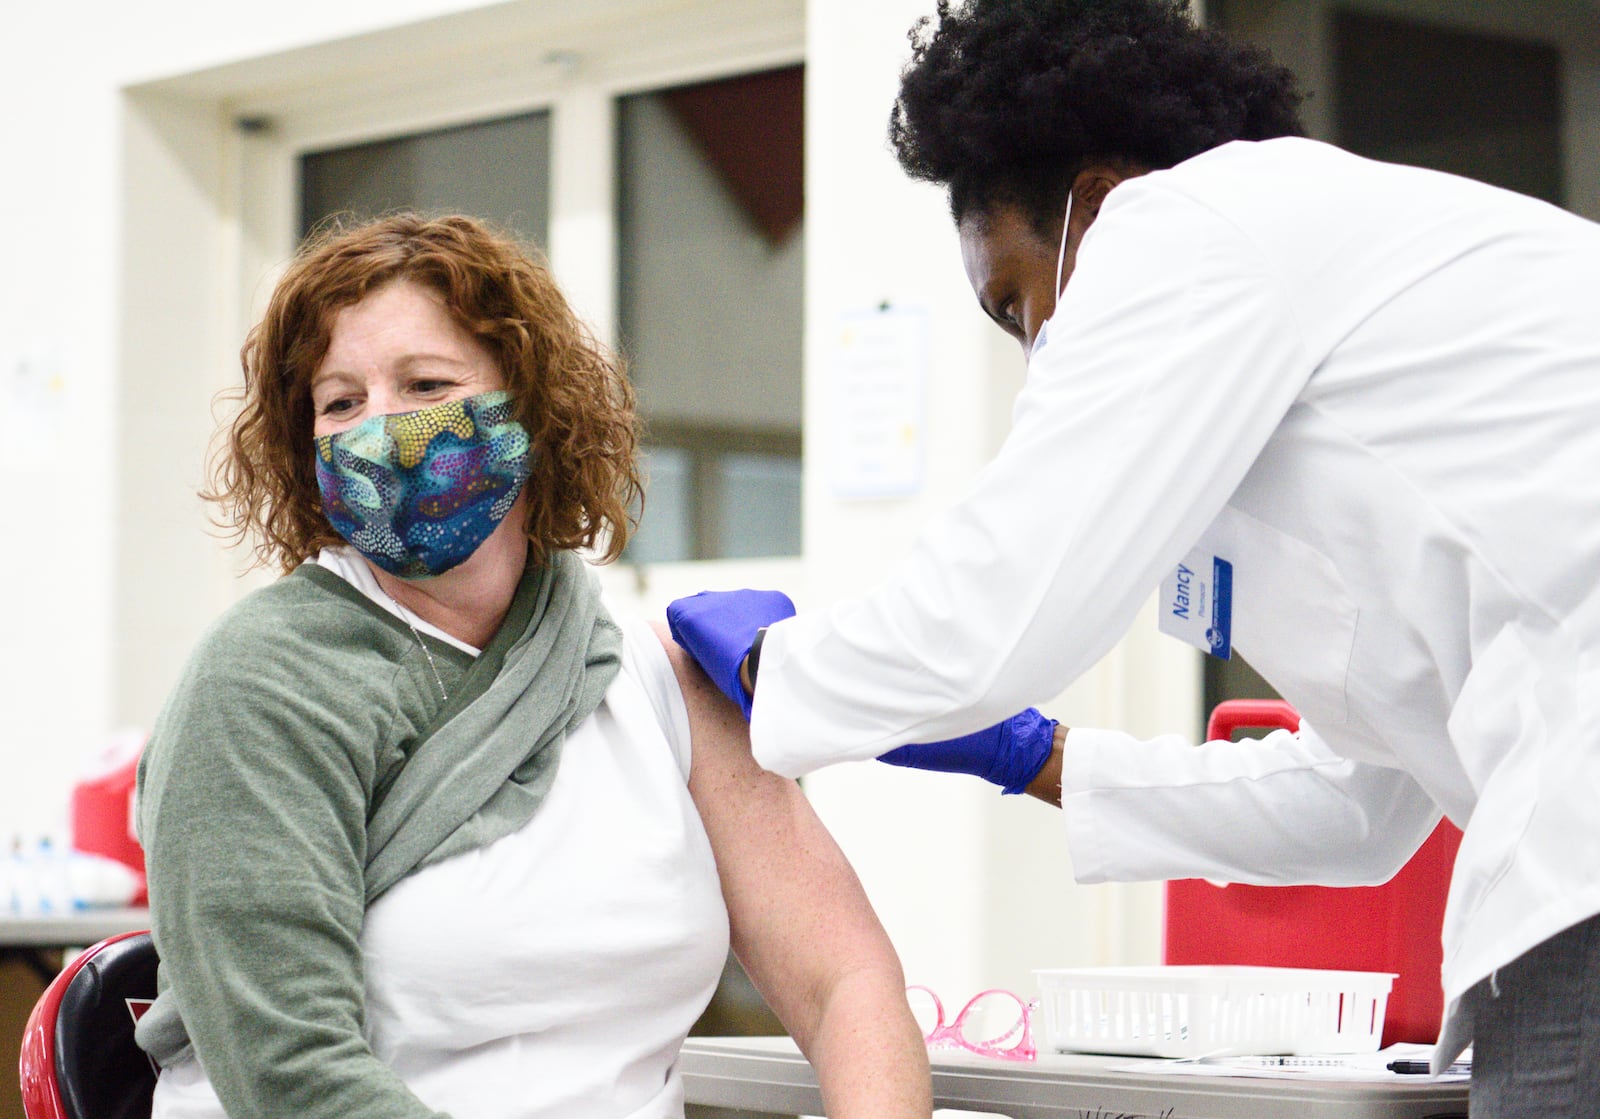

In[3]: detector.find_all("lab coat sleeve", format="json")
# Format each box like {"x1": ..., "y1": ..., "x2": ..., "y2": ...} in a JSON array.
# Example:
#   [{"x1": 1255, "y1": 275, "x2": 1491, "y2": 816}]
[
  {"x1": 1062, "y1": 721, "x2": 1442, "y2": 886},
  {"x1": 751, "y1": 181, "x2": 1317, "y2": 776}
]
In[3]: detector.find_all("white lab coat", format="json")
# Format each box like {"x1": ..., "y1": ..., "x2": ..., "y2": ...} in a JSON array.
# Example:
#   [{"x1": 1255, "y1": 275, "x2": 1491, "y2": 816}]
[{"x1": 750, "y1": 137, "x2": 1600, "y2": 1055}]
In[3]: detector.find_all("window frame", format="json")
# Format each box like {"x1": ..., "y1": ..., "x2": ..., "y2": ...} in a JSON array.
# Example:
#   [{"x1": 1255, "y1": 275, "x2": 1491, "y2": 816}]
[{"x1": 230, "y1": 5, "x2": 804, "y2": 350}]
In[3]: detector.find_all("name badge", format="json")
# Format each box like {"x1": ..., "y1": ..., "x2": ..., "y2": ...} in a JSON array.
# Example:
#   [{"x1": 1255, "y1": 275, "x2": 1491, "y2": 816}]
[{"x1": 1158, "y1": 546, "x2": 1233, "y2": 659}]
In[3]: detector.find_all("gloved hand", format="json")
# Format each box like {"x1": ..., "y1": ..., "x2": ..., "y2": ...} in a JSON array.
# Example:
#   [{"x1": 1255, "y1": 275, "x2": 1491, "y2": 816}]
[
  {"x1": 878, "y1": 708, "x2": 1058, "y2": 795},
  {"x1": 666, "y1": 589, "x2": 797, "y2": 718}
]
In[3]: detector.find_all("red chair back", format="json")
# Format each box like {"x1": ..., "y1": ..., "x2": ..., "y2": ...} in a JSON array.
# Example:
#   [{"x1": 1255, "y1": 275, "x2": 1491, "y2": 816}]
[
  {"x1": 19, "y1": 930, "x2": 158, "y2": 1119},
  {"x1": 1163, "y1": 701, "x2": 1461, "y2": 1045}
]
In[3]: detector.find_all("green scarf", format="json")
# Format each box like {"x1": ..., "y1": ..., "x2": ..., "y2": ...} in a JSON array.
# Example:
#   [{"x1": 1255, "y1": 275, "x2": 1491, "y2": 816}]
[{"x1": 363, "y1": 548, "x2": 622, "y2": 901}]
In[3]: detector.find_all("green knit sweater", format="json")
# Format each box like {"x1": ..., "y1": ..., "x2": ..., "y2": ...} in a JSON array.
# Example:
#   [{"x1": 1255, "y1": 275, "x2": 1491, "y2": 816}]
[{"x1": 134, "y1": 558, "x2": 619, "y2": 1119}]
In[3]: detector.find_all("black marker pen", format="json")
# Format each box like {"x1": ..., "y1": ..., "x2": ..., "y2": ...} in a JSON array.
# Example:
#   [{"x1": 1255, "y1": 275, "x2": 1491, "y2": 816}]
[{"x1": 1388, "y1": 1060, "x2": 1470, "y2": 1075}]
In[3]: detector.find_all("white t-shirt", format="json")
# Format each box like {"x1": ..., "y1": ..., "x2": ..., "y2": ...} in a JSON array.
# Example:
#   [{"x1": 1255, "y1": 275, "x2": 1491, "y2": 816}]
[{"x1": 153, "y1": 562, "x2": 729, "y2": 1119}]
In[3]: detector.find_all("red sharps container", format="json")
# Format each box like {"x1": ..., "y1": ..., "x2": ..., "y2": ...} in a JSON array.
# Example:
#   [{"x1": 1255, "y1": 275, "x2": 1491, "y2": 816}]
[
  {"x1": 69, "y1": 730, "x2": 148, "y2": 907},
  {"x1": 1163, "y1": 700, "x2": 1461, "y2": 1046}
]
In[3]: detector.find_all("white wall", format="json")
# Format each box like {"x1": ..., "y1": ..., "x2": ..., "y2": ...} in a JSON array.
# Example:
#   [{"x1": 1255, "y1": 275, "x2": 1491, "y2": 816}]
[
  {"x1": 0, "y1": 0, "x2": 497, "y2": 841},
  {"x1": 799, "y1": 0, "x2": 1195, "y2": 996}
]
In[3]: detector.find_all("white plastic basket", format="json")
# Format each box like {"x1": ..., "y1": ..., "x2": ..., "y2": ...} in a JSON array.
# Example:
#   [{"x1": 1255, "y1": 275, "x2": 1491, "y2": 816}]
[{"x1": 1033, "y1": 965, "x2": 1395, "y2": 1058}]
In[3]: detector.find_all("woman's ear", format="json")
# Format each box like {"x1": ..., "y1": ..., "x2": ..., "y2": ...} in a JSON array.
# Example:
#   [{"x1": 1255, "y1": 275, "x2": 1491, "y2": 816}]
[
  {"x1": 1052, "y1": 162, "x2": 1149, "y2": 299},
  {"x1": 1069, "y1": 164, "x2": 1136, "y2": 223}
]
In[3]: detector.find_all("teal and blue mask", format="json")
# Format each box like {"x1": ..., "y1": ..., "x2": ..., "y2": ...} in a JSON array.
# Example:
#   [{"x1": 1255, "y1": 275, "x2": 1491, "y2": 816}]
[{"x1": 313, "y1": 390, "x2": 533, "y2": 579}]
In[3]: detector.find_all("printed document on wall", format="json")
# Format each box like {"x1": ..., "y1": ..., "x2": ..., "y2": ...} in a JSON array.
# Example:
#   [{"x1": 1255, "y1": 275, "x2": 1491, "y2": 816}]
[
  {"x1": 1, "y1": 341, "x2": 66, "y2": 467},
  {"x1": 826, "y1": 305, "x2": 927, "y2": 499}
]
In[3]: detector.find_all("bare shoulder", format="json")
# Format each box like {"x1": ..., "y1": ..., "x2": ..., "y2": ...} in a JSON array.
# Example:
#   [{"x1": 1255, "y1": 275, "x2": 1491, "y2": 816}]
[
  {"x1": 646, "y1": 617, "x2": 752, "y2": 758},
  {"x1": 647, "y1": 620, "x2": 698, "y2": 686},
  {"x1": 648, "y1": 621, "x2": 724, "y2": 713},
  {"x1": 647, "y1": 620, "x2": 775, "y2": 792}
]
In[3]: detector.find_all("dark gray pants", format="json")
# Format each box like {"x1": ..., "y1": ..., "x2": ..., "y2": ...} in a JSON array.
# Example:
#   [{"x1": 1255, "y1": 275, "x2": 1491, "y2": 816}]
[{"x1": 1466, "y1": 911, "x2": 1600, "y2": 1117}]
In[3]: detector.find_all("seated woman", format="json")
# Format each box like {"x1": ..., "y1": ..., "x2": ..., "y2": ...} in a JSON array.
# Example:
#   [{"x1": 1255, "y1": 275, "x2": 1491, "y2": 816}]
[{"x1": 133, "y1": 213, "x2": 931, "y2": 1119}]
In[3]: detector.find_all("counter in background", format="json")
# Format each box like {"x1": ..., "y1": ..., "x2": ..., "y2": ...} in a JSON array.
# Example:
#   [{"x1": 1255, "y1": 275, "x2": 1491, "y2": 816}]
[{"x1": 0, "y1": 908, "x2": 151, "y2": 982}]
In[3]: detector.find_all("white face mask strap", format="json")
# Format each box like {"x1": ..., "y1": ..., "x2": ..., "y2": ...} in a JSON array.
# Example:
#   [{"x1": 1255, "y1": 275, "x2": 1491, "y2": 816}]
[
  {"x1": 1030, "y1": 191, "x2": 1077, "y2": 363},
  {"x1": 1053, "y1": 189, "x2": 1075, "y2": 300}
]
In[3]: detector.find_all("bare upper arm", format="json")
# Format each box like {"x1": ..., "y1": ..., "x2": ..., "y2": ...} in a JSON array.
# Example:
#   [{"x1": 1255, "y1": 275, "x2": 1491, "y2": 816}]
[
  {"x1": 648, "y1": 620, "x2": 774, "y2": 795},
  {"x1": 647, "y1": 625, "x2": 929, "y2": 1119},
  {"x1": 647, "y1": 622, "x2": 902, "y2": 1043}
]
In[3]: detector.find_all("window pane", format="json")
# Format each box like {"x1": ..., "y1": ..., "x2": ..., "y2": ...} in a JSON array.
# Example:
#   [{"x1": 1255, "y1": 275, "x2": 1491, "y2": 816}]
[
  {"x1": 717, "y1": 452, "x2": 803, "y2": 560},
  {"x1": 1334, "y1": 10, "x2": 1563, "y2": 205},
  {"x1": 300, "y1": 110, "x2": 551, "y2": 244},
  {"x1": 617, "y1": 66, "x2": 804, "y2": 561},
  {"x1": 626, "y1": 447, "x2": 695, "y2": 565}
]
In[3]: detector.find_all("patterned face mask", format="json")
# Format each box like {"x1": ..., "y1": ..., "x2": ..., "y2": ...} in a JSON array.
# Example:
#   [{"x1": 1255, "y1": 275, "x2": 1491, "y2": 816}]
[{"x1": 313, "y1": 389, "x2": 534, "y2": 579}]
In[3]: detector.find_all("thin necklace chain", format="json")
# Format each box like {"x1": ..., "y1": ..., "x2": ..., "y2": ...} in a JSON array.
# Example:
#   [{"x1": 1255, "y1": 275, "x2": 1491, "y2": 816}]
[{"x1": 379, "y1": 586, "x2": 449, "y2": 702}]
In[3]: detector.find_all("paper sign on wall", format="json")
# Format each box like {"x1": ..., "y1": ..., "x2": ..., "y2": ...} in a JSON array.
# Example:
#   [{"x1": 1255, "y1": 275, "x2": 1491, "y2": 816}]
[
  {"x1": 826, "y1": 305, "x2": 928, "y2": 499},
  {"x1": 1, "y1": 342, "x2": 67, "y2": 468}
]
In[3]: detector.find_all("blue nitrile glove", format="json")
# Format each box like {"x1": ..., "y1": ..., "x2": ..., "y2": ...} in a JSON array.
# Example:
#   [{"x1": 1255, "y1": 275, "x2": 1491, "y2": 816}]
[
  {"x1": 667, "y1": 589, "x2": 797, "y2": 718},
  {"x1": 878, "y1": 708, "x2": 1058, "y2": 795}
]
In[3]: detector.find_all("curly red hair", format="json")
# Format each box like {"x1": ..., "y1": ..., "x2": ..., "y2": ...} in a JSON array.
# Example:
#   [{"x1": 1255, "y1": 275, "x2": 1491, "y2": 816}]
[{"x1": 208, "y1": 213, "x2": 642, "y2": 573}]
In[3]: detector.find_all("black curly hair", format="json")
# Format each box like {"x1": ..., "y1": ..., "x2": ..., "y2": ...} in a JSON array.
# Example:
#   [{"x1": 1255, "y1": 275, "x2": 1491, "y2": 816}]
[{"x1": 890, "y1": 0, "x2": 1306, "y2": 233}]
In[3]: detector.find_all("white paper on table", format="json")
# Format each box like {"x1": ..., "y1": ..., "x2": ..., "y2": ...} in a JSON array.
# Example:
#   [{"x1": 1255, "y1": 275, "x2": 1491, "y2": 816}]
[{"x1": 1112, "y1": 1043, "x2": 1471, "y2": 1082}]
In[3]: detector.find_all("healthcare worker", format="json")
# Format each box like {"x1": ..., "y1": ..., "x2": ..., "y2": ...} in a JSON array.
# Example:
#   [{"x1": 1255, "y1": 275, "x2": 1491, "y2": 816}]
[{"x1": 667, "y1": 0, "x2": 1600, "y2": 1113}]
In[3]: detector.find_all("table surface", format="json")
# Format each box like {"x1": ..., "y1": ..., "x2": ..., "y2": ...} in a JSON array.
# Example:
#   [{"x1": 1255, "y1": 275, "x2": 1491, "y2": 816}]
[
  {"x1": 0, "y1": 908, "x2": 150, "y2": 948},
  {"x1": 679, "y1": 1036, "x2": 1470, "y2": 1119}
]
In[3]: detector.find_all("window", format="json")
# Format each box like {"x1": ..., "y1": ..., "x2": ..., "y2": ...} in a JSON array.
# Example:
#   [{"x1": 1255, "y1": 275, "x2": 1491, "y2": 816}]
[
  {"x1": 299, "y1": 110, "x2": 552, "y2": 243},
  {"x1": 617, "y1": 66, "x2": 805, "y2": 562},
  {"x1": 1334, "y1": 10, "x2": 1563, "y2": 205}
]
